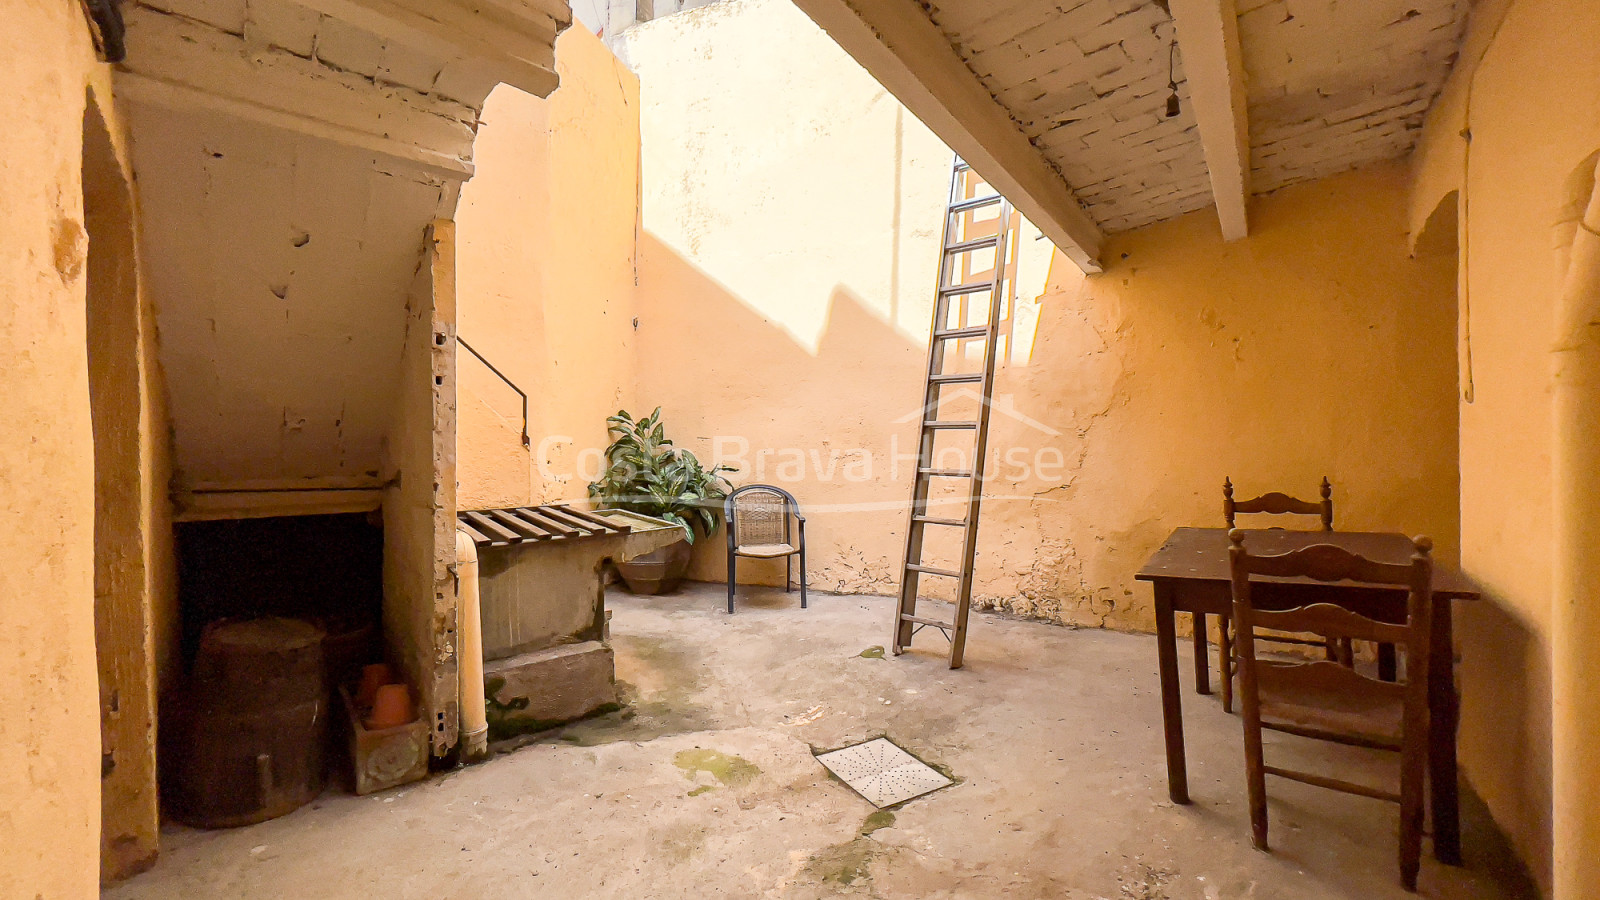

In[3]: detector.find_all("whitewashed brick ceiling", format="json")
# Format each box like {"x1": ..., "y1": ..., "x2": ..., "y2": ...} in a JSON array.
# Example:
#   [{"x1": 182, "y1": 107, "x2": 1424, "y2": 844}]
[
  {"x1": 1240, "y1": 0, "x2": 1471, "y2": 194},
  {"x1": 920, "y1": 0, "x2": 1471, "y2": 233}
]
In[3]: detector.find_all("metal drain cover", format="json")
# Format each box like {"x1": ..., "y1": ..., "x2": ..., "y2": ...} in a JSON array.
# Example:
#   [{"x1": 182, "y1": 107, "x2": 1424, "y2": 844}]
[{"x1": 816, "y1": 738, "x2": 952, "y2": 808}]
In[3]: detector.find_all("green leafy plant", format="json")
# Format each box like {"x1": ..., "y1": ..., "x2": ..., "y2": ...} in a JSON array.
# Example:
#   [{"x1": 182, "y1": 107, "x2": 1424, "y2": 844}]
[{"x1": 587, "y1": 408, "x2": 735, "y2": 543}]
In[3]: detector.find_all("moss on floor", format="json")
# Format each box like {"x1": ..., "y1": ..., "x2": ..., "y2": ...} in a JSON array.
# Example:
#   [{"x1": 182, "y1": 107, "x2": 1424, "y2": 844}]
[
  {"x1": 859, "y1": 810, "x2": 895, "y2": 836},
  {"x1": 673, "y1": 748, "x2": 761, "y2": 789}
]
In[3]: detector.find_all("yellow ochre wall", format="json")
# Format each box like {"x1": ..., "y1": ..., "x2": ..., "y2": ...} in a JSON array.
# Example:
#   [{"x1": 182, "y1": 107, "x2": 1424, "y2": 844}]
[
  {"x1": 455, "y1": 26, "x2": 641, "y2": 511},
  {"x1": 623, "y1": 0, "x2": 1460, "y2": 630},
  {"x1": 1409, "y1": 0, "x2": 1600, "y2": 891},
  {"x1": 2, "y1": 0, "x2": 175, "y2": 892}
]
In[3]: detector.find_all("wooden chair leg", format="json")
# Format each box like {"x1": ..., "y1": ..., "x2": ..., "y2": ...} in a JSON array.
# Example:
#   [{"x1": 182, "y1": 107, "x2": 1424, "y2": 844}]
[
  {"x1": 1219, "y1": 614, "x2": 1234, "y2": 714},
  {"x1": 799, "y1": 545, "x2": 807, "y2": 609},
  {"x1": 1399, "y1": 732, "x2": 1427, "y2": 891},
  {"x1": 727, "y1": 554, "x2": 736, "y2": 614},
  {"x1": 1241, "y1": 692, "x2": 1269, "y2": 850},
  {"x1": 786, "y1": 555, "x2": 793, "y2": 593}
]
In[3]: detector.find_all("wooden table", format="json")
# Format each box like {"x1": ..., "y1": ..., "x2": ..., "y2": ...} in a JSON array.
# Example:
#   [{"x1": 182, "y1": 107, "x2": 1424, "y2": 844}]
[{"x1": 1135, "y1": 527, "x2": 1479, "y2": 865}]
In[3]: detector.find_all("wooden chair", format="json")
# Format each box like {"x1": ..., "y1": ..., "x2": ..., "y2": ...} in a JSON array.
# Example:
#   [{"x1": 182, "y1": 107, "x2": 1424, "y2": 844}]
[
  {"x1": 1228, "y1": 529, "x2": 1433, "y2": 891},
  {"x1": 724, "y1": 484, "x2": 807, "y2": 614},
  {"x1": 1216, "y1": 477, "x2": 1343, "y2": 713},
  {"x1": 1223, "y1": 475, "x2": 1334, "y2": 531}
]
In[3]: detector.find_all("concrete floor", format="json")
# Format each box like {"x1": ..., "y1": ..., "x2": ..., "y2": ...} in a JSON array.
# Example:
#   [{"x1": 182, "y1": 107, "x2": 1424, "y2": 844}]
[{"x1": 108, "y1": 584, "x2": 1530, "y2": 899}]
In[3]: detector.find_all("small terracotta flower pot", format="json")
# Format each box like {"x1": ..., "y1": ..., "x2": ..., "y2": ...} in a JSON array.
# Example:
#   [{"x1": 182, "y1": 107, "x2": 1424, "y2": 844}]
[
  {"x1": 365, "y1": 683, "x2": 414, "y2": 730},
  {"x1": 356, "y1": 663, "x2": 393, "y2": 708}
]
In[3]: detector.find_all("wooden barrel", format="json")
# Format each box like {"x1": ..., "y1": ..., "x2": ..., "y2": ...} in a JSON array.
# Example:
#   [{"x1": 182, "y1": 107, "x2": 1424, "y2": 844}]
[{"x1": 165, "y1": 617, "x2": 327, "y2": 828}]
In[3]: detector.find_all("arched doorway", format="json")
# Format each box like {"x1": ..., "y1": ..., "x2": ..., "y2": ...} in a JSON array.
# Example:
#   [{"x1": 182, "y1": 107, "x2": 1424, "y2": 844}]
[{"x1": 84, "y1": 90, "x2": 162, "y2": 882}]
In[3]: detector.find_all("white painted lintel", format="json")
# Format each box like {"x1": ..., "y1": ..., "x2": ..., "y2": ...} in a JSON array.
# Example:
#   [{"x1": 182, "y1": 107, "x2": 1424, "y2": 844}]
[{"x1": 116, "y1": 72, "x2": 476, "y2": 182}]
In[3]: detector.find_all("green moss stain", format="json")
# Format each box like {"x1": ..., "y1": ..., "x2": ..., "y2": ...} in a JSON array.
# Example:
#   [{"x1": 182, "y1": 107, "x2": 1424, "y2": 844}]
[
  {"x1": 859, "y1": 810, "x2": 895, "y2": 836},
  {"x1": 859, "y1": 646, "x2": 885, "y2": 659},
  {"x1": 484, "y1": 676, "x2": 624, "y2": 741},
  {"x1": 673, "y1": 749, "x2": 761, "y2": 789},
  {"x1": 805, "y1": 839, "x2": 879, "y2": 887},
  {"x1": 686, "y1": 785, "x2": 714, "y2": 797}
]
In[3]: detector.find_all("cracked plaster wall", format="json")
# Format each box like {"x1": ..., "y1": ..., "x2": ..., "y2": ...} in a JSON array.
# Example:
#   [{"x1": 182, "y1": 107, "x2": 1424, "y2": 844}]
[{"x1": 622, "y1": 0, "x2": 1460, "y2": 633}]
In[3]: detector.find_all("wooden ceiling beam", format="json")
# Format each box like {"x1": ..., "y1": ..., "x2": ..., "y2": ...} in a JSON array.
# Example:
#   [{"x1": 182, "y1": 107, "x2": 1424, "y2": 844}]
[
  {"x1": 1169, "y1": 0, "x2": 1251, "y2": 240},
  {"x1": 791, "y1": 0, "x2": 1106, "y2": 273}
]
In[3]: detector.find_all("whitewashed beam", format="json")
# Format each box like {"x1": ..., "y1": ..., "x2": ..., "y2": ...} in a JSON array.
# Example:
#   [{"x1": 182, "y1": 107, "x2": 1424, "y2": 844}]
[
  {"x1": 120, "y1": 7, "x2": 480, "y2": 174},
  {"x1": 117, "y1": 73, "x2": 477, "y2": 181},
  {"x1": 791, "y1": 0, "x2": 1106, "y2": 273},
  {"x1": 1169, "y1": 0, "x2": 1250, "y2": 240},
  {"x1": 291, "y1": 0, "x2": 565, "y2": 98}
]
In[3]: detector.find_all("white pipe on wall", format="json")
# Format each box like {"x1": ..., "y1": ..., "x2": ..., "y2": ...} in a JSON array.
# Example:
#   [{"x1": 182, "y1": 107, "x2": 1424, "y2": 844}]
[{"x1": 455, "y1": 529, "x2": 489, "y2": 763}]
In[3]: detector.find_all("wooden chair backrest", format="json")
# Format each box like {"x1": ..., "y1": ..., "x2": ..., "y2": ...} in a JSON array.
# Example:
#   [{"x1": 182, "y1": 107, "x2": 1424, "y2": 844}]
[
  {"x1": 1224, "y1": 476, "x2": 1334, "y2": 531},
  {"x1": 1227, "y1": 528, "x2": 1432, "y2": 697}
]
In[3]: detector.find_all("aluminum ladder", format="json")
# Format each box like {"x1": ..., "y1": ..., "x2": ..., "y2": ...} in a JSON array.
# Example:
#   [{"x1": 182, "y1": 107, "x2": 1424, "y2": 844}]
[{"x1": 891, "y1": 155, "x2": 1017, "y2": 669}]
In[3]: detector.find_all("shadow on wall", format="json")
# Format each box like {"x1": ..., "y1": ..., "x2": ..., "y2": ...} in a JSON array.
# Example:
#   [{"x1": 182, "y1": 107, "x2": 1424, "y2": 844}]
[
  {"x1": 637, "y1": 230, "x2": 928, "y2": 595},
  {"x1": 1454, "y1": 598, "x2": 1550, "y2": 894},
  {"x1": 636, "y1": 215, "x2": 1187, "y2": 619},
  {"x1": 635, "y1": 163, "x2": 1463, "y2": 638}
]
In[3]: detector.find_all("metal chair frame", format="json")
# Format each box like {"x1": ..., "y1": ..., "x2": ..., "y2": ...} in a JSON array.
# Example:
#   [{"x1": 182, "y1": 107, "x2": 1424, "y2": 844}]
[{"x1": 724, "y1": 484, "x2": 807, "y2": 614}]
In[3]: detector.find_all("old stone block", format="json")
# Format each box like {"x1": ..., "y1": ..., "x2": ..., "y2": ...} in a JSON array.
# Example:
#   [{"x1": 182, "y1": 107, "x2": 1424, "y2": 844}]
[{"x1": 484, "y1": 641, "x2": 616, "y2": 736}]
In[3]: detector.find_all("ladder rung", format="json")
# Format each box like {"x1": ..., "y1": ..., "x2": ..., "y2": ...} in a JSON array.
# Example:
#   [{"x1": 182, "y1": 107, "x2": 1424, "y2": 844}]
[
  {"x1": 929, "y1": 372, "x2": 984, "y2": 385},
  {"x1": 906, "y1": 564, "x2": 961, "y2": 578},
  {"x1": 900, "y1": 613, "x2": 953, "y2": 629},
  {"x1": 933, "y1": 325, "x2": 990, "y2": 340},
  {"x1": 914, "y1": 516, "x2": 968, "y2": 527},
  {"x1": 953, "y1": 159, "x2": 971, "y2": 172},
  {"x1": 945, "y1": 236, "x2": 999, "y2": 254},
  {"x1": 949, "y1": 194, "x2": 1002, "y2": 213},
  {"x1": 918, "y1": 468, "x2": 973, "y2": 478},
  {"x1": 940, "y1": 281, "x2": 996, "y2": 297},
  {"x1": 923, "y1": 420, "x2": 978, "y2": 429}
]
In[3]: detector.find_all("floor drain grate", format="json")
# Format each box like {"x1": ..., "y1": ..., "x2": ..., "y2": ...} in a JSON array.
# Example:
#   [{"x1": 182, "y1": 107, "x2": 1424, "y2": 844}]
[{"x1": 815, "y1": 738, "x2": 952, "y2": 808}]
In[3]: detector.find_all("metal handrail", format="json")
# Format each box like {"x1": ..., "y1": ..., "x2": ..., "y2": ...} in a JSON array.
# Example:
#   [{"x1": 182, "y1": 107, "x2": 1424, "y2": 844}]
[{"x1": 457, "y1": 337, "x2": 530, "y2": 447}]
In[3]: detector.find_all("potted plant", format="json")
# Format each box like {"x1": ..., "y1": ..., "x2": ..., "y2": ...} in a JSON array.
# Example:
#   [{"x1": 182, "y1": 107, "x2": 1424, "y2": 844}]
[{"x1": 588, "y1": 408, "x2": 735, "y2": 594}]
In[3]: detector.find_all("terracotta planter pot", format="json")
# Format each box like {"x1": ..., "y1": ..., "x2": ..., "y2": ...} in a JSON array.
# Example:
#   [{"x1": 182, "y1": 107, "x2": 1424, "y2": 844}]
[
  {"x1": 617, "y1": 539, "x2": 693, "y2": 595},
  {"x1": 364, "y1": 683, "x2": 414, "y2": 730},
  {"x1": 355, "y1": 663, "x2": 393, "y2": 709}
]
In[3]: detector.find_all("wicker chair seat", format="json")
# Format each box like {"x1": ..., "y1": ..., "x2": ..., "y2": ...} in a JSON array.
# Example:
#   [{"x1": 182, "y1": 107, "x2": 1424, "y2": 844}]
[{"x1": 734, "y1": 542, "x2": 797, "y2": 559}]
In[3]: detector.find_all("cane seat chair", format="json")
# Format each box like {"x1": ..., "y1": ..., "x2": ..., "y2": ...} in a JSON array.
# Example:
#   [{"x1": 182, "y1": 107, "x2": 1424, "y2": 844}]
[
  {"x1": 1217, "y1": 477, "x2": 1350, "y2": 713},
  {"x1": 724, "y1": 484, "x2": 807, "y2": 613},
  {"x1": 1227, "y1": 529, "x2": 1433, "y2": 891}
]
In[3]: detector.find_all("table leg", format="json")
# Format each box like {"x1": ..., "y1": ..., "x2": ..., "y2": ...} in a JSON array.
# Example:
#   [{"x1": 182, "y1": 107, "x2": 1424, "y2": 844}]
[
  {"x1": 1154, "y1": 583, "x2": 1190, "y2": 804},
  {"x1": 1192, "y1": 612, "x2": 1211, "y2": 695},
  {"x1": 1430, "y1": 598, "x2": 1462, "y2": 865}
]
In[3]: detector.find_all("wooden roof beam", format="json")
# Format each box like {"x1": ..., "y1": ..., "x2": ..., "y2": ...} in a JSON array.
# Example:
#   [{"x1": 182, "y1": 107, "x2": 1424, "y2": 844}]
[
  {"x1": 1170, "y1": 0, "x2": 1251, "y2": 240},
  {"x1": 791, "y1": 0, "x2": 1106, "y2": 273}
]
